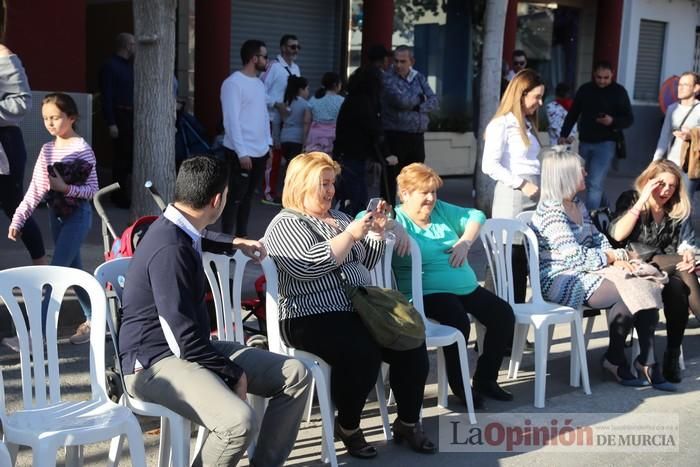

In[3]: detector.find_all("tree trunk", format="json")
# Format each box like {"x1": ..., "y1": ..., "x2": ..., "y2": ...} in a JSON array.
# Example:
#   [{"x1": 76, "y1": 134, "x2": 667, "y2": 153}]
[
  {"x1": 131, "y1": 0, "x2": 177, "y2": 218},
  {"x1": 474, "y1": 0, "x2": 508, "y2": 216}
]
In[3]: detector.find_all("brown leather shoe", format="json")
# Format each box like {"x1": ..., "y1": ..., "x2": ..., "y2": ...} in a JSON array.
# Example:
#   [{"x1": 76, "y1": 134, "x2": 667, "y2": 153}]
[
  {"x1": 392, "y1": 419, "x2": 437, "y2": 454},
  {"x1": 334, "y1": 420, "x2": 377, "y2": 459}
]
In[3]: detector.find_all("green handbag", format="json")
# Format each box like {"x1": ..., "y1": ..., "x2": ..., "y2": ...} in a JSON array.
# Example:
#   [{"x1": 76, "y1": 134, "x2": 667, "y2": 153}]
[
  {"x1": 343, "y1": 283, "x2": 426, "y2": 351},
  {"x1": 282, "y1": 208, "x2": 426, "y2": 351}
]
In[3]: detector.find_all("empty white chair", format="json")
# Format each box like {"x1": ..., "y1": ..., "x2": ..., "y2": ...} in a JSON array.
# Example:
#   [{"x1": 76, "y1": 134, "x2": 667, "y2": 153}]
[
  {"x1": 480, "y1": 219, "x2": 592, "y2": 408},
  {"x1": 0, "y1": 265, "x2": 146, "y2": 467},
  {"x1": 94, "y1": 258, "x2": 204, "y2": 467},
  {"x1": 201, "y1": 250, "x2": 271, "y2": 456},
  {"x1": 261, "y1": 256, "x2": 393, "y2": 467}
]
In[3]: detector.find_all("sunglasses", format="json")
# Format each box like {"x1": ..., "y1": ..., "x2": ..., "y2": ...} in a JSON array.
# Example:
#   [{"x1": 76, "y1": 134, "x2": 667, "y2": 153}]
[{"x1": 288, "y1": 44, "x2": 301, "y2": 51}]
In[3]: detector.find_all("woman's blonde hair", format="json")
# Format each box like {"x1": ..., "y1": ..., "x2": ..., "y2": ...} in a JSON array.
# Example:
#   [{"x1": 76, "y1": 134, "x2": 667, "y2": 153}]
[
  {"x1": 634, "y1": 160, "x2": 690, "y2": 221},
  {"x1": 282, "y1": 152, "x2": 340, "y2": 212},
  {"x1": 396, "y1": 163, "x2": 443, "y2": 202},
  {"x1": 491, "y1": 69, "x2": 544, "y2": 146},
  {"x1": 539, "y1": 146, "x2": 585, "y2": 203}
]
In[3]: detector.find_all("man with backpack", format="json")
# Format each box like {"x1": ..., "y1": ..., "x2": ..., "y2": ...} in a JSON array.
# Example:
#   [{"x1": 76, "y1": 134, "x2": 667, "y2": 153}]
[{"x1": 119, "y1": 156, "x2": 310, "y2": 466}]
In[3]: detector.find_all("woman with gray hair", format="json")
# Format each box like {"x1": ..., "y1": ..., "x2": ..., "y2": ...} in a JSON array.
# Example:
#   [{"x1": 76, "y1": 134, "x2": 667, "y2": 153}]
[{"x1": 529, "y1": 147, "x2": 674, "y2": 391}]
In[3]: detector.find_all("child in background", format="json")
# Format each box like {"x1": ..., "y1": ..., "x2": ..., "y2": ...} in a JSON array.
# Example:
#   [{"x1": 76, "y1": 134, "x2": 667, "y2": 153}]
[
  {"x1": 304, "y1": 72, "x2": 344, "y2": 155},
  {"x1": 8, "y1": 93, "x2": 98, "y2": 346},
  {"x1": 281, "y1": 75, "x2": 310, "y2": 162}
]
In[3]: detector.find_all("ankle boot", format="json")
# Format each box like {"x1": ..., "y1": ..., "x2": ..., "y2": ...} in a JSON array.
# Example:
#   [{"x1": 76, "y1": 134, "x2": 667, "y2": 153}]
[{"x1": 663, "y1": 348, "x2": 682, "y2": 383}]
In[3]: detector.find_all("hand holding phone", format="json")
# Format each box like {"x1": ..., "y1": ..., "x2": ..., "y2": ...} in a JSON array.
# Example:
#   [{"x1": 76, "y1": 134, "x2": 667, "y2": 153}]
[{"x1": 367, "y1": 197, "x2": 382, "y2": 213}]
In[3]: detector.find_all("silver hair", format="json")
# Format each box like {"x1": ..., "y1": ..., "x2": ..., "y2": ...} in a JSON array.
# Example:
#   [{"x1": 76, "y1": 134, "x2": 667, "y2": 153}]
[
  {"x1": 394, "y1": 45, "x2": 414, "y2": 59},
  {"x1": 538, "y1": 146, "x2": 585, "y2": 203}
]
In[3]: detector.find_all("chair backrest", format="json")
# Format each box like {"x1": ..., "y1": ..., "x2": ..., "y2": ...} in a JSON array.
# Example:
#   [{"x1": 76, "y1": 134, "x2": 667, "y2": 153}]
[
  {"x1": 260, "y1": 256, "x2": 286, "y2": 356},
  {"x1": 202, "y1": 251, "x2": 252, "y2": 344},
  {"x1": 516, "y1": 210, "x2": 535, "y2": 224},
  {"x1": 368, "y1": 237, "x2": 395, "y2": 288},
  {"x1": 0, "y1": 266, "x2": 109, "y2": 412},
  {"x1": 480, "y1": 218, "x2": 544, "y2": 305},
  {"x1": 94, "y1": 257, "x2": 132, "y2": 339}
]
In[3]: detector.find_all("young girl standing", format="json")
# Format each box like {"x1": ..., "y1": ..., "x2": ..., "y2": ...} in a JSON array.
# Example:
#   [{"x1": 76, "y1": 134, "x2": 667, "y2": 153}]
[
  {"x1": 304, "y1": 72, "x2": 343, "y2": 155},
  {"x1": 8, "y1": 93, "x2": 98, "y2": 345}
]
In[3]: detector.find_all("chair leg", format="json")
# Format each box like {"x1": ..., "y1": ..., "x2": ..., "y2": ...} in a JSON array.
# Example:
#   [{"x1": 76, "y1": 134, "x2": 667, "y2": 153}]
[
  {"x1": 680, "y1": 346, "x2": 686, "y2": 370},
  {"x1": 509, "y1": 323, "x2": 529, "y2": 379},
  {"x1": 313, "y1": 366, "x2": 338, "y2": 467},
  {"x1": 375, "y1": 372, "x2": 392, "y2": 440},
  {"x1": 193, "y1": 425, "x2": 209, "y2": 464},
  {"x1": 157, "y1": 416, "x2": 171, "y2": 467},
  {"x1": 533, "y1": 321, "x2": 550, "y2": 409},
  {"x1": 304, "y1": 379, "x2": 316, "y2": 423},
  {"x1": 34, "y1": 445, "x2": 58, "y2": 467},
  {"x1": 630, "y1": 329, "x2": 640, "y2": 374},
  {"x1": 65, "y1": 445, "x2": 83, "y2": 467},
  {"x1": 571, "y1": 314, "x2": 592, "y2": 395},
  {"x1": 107, "y1": 434, "x2": 125, "y2": 467},
  {"x1": 455, "y1": 338, "x2": 477, "y2": 424},
  {"x1": 436, "y1": 348, "x2": 448, "y2": 408},
  {"x1": 123, "y1": 417, "x2": 148, "y2": 467},
  {"x1": 475, "y1": 320, "x2": 486, "y2": 357},
  {"x1": 167, "y1": 416, "x2": 191, "y2": 467}
]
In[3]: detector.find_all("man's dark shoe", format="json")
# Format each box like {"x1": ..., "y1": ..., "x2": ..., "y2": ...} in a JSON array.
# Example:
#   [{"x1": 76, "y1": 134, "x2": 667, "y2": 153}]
[
  {"x1": 473, "y1": 380, "x2": 514, "y2": 401},
  {"x1": 334, "y1": 420, "x2": 377, "y2": 459}
]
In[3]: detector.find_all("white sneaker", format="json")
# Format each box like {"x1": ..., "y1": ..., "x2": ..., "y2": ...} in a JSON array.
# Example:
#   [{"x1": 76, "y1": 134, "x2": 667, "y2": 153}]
[{"x1": 69, "y1": 321, "x2": 91, "y2": 345}]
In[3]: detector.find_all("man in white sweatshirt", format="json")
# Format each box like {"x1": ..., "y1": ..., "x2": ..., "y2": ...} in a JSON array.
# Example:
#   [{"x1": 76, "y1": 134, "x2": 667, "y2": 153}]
[
  {"x1": 220, "y1": 39, "x2": 272, "y2": 237},
  {"x1": 653, "y1": 71, "x2": 700, "y2": 196}
]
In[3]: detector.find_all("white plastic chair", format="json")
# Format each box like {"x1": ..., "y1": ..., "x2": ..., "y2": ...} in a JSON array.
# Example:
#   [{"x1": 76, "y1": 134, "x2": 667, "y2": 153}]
[
  {"x1": 201, "y1": 251, "x2": 270, "y2": 457},
  {"x1": 94, "y1": 258, "x2": 204, "y2": 467},
  {"x1": 260, "y1": 256, "x2": 391, "y2": 467},
  {"x1": 480, "y1": 219, "x2": 592, "y2": 408},
  {"x1": 0, "y1": 266, "x2": 146, "y2": 466},
  {"x1": 401, "y1": 238, "x2": 478, "y2": 423}
]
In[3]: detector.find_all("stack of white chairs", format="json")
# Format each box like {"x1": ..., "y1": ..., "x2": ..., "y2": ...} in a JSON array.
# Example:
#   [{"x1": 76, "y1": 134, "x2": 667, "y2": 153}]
[{"x1": 0, "y1": 265, "x2": 146, "y2": 466}]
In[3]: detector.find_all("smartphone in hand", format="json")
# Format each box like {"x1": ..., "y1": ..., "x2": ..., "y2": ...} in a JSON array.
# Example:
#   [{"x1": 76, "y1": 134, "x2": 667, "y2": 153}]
[{"x1": 366, "y1": 197, "x2": 382, "y2": 213}]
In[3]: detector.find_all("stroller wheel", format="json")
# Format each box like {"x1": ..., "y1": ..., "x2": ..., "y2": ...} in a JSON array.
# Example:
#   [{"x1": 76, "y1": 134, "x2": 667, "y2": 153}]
[{"x1": 246, "y1": 334, "x2": 268, "y2": 350}]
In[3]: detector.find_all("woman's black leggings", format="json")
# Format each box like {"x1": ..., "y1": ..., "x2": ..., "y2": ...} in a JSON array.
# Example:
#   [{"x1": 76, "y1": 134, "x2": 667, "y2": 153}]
[
  {"x1": 651, "y1": 254, "x2": 700, "y2": 350},
  {"x1": 281, "y1": 311, "x2": 429, "y2": 429},
  {"x1": 423, "y1": 287, "x2": 514, "y2": 398}
]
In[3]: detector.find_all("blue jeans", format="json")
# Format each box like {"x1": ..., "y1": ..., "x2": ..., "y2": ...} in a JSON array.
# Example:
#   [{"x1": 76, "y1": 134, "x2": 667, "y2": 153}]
[
  {"x1": 580, "y1": 141, "x2": 616, "y2": 210},
  {"x1": 43, "y1": 200, "x2": 93, "y2": 328}
]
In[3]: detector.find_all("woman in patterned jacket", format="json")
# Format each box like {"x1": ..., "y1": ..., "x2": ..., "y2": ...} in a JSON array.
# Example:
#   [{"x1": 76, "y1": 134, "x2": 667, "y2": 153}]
[{"x1": 529, "y1": 147, "x2": 674, "y2": 391}]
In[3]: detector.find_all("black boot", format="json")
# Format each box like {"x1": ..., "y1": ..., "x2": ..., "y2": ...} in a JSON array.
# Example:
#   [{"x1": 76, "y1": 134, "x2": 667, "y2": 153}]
[{"x1": 663, "y1": 348, "x2": 682, "y2": 383}]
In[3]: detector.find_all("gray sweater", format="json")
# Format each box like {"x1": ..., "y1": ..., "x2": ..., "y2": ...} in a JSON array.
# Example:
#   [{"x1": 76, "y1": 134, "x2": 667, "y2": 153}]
[{"x1": 0, "y1": 54, "x2": 31, "y2": 127}]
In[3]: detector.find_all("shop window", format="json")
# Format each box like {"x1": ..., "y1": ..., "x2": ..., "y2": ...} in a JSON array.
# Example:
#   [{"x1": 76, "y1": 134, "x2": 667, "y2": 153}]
[{"x1": 634, "y1": 19, "x2": 666, "y2": 102}]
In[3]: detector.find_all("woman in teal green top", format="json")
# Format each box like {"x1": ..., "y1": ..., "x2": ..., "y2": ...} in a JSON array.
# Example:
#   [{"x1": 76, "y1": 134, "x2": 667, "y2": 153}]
[{"x1": 393, "y1": 163, "x2": 515, "y2": 406}]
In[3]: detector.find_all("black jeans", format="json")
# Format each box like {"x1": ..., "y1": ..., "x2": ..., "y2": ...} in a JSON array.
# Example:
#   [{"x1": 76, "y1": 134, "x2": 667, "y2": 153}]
[
  {"x1": 423, "y1": 287, "x2": 514, "y2": 396},
  {"x1": 652, "y1": 254, "x2": 700, "y2": 350},
  {"x1": 281, "y1": 311, "x2": 428, "y2": 429},
  {"x1": 0, "y1": 126, "x2": 45, "y2": 260},
  {"x1": 221, "y1": 148, "x2": 268, "y2": 237},
  {"x1": 385, "y1": 131, "x2": 425, "y2": 206}
]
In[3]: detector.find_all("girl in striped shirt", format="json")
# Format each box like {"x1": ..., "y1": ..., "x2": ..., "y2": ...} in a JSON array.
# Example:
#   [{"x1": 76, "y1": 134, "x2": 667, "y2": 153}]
[{"x1": 8, "y1": 93, "x2": 98, "y2": 345}]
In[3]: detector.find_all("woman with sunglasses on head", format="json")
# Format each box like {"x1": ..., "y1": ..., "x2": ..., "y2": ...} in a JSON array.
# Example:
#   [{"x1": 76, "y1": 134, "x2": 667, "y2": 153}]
[{"x1": 609, "y1": 160, "x2": 699, "y2": 383}]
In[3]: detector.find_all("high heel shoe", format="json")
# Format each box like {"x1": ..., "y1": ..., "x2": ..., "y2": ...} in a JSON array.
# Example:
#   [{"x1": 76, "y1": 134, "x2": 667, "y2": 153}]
[
  {"x1": 634, "y1": 360, "x2": 677, "y2": 392},
  {"x1": 392, "y1": 419, "x2": 437, "y2": 454},
  {"x1": 601, "y1": 356, "x2": 644, "y2": 387}
]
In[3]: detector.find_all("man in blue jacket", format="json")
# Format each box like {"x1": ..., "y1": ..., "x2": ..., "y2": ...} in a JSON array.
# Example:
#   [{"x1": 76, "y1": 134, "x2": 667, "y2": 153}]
[{"x1": 120, "y1": 156, "x2": 310, "y2": 466}]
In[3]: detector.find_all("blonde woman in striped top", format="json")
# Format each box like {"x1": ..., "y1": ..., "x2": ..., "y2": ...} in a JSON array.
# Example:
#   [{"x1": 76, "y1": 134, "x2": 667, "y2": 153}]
[{"x1": 8, "y1": 92, "x2": 98, "y2": 345}]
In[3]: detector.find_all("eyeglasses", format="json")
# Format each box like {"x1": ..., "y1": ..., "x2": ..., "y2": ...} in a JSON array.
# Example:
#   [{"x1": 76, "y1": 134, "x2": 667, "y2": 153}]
[{"x1": 288, "y1": 44, "x2": 301, "y2": 51}]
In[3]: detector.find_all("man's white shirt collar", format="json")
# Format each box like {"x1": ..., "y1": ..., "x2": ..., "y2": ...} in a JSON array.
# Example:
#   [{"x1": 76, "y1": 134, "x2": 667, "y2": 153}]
[{"x1": 164, "y1": 204, "x2": 202, "y2": 255}]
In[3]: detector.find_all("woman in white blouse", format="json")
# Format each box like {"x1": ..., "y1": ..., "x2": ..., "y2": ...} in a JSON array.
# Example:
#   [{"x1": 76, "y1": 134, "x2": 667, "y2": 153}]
[{"x1": 482, "y1": 69, "x2": 544, "y2": 302}]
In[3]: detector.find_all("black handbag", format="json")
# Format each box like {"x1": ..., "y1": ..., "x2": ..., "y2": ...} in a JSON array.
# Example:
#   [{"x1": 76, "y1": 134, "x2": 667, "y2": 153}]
[{"x1": 613, "y1": 130, "x2": 626, "y2": 160}]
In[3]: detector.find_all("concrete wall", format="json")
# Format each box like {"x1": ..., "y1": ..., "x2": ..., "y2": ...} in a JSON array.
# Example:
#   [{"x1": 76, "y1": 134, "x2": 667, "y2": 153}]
[{"x1": 618, "y1": 0, "x2": 700, "y2": 104}]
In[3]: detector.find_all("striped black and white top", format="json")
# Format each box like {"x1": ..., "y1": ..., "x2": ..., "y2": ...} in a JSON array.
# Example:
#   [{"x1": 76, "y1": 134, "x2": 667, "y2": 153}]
[{"x1": 264, "y1": 209, "x2": 385, "y2": 320}]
